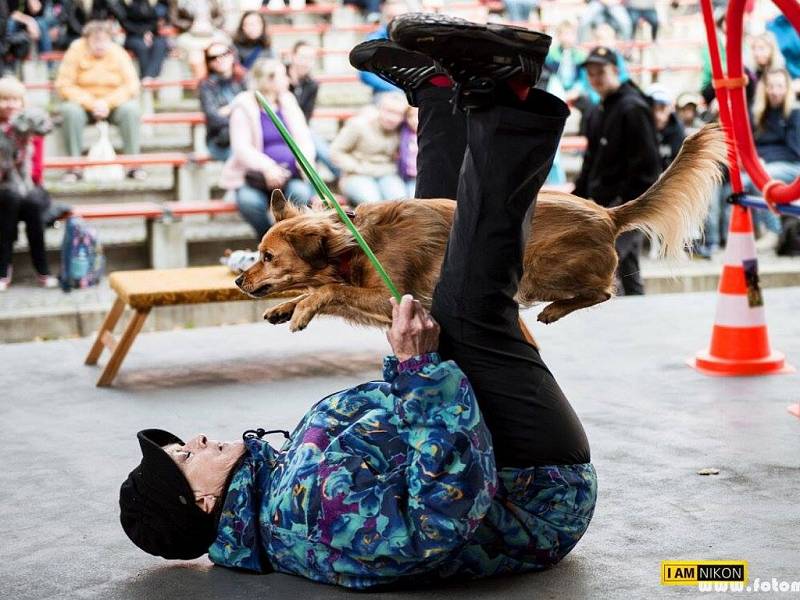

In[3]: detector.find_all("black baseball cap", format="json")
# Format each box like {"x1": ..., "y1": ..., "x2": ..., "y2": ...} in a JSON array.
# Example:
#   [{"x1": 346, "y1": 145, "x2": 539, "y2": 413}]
[
  {"x1": 119, "y1": 429, "x2": 217, "y2": 560},
  {"x1": 580, "y1": 46, "x2": 620, "y2": 68}
]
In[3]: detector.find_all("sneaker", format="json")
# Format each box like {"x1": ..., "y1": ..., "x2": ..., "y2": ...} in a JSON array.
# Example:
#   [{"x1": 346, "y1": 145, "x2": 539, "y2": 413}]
[
  {"x1": 37, "y1": 274, "x2": 59, "y2": 289},
  {"x1": 389, "y1": 12, "x2": 550, "y2": 107},
  {"x1": 349, "y1": 39, "x2": 450, "y2": 106}
]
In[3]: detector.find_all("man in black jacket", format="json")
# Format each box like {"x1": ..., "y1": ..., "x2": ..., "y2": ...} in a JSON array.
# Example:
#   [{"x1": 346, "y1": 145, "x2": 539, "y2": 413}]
[{"x1": 573, "y1": 46, "x2": 661, "y2": 295}]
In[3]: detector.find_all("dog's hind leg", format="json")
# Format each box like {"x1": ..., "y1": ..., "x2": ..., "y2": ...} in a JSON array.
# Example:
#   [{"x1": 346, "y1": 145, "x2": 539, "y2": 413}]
[{"x1": 537, "y1": 290, "x2": 612, "y2": 324}]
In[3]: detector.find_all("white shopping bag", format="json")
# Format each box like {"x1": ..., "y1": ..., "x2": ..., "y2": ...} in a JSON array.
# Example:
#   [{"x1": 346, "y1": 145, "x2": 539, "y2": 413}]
[{"x1": 83, "y1": 121, "x2": 126, "y2": 183}]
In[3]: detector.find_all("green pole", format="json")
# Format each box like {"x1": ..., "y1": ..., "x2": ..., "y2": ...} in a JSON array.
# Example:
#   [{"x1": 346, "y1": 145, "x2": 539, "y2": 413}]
[{"x1": 254, "y1": 91, "x2": 402, "y2": 301}]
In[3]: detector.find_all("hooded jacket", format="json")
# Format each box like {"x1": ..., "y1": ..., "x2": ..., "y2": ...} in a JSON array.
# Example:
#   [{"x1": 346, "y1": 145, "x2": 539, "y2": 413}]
[
  {"x1": 573, "y1": 80, "x2": 661, "y2": 207},
  {"x1": 208, "y1": 353, "x2": 597, "y2": 589}
]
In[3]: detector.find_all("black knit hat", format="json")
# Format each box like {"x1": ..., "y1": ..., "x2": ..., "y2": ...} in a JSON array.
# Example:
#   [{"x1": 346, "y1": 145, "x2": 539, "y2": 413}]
[{"x1": 119, "y1": 429, "x2": 217, "y2": 560}]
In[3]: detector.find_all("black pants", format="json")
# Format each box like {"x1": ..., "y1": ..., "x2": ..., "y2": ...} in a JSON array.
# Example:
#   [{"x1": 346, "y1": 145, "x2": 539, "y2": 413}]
[
  {"x1": 419, "y1": 87, "x2": 590, "y2": 468},
  {"x1": 0, "y1": 185, "x2": 51, "y2": 278},
  {"x1": 125, "y1": 34, "x2": 169, "y2": 79},
  {"x1": 615, "y1": 230, "x2": 644, "y2": 296}
]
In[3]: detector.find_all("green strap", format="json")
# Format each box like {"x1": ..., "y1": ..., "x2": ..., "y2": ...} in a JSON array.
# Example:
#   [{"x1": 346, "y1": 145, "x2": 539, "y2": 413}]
[{"x1": 254, "y1": 91, "x2": 402, "y2": 301}]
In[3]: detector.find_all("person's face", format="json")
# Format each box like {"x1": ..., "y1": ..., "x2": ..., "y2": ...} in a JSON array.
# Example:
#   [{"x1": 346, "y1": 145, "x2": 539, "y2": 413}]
[
  {"x1": 378, "y1": 98, "x2": 407, "y2": 131},
  {"x1": 291, "y1": 45, "x2": 316, "y2": 77},
  {"x1": 165, "y1": 435, "x2": 245, "y2": 511},
  {"x1": 242, "y1": 13, "x2": 265, "y2": 41},
  {"x1": 653, "y1": 103, "x2": 672, "y2": 130},
  {"x1": 87, "y1": 32, "x2": 112, "y2": 58},
  {"x1": 586, "y1": 63, "x2": 619, "y2": 98},
  {"x1": 678, "y1": 104, "x2": 697, "y2": 126},
  {"x1": 752, "y1": 39, "x2": 772, "y2": 68},
  {"x1": 207, "y1": 43, "x2": 234, "y2": 75},
  {"x1": 261, "y1": 64, "x2": 290, "y2": 95},
  {"x1": 0, "y1": 95, "x2": 23, "y2": 121},
  {"x1": 382, "y1": 0, "x2": 408, "y2": 23},
  {"x1": 766, "y1": 72, "x2": 788, "y2": 108},
  {"x1": 558, "y1": 26, "x2": 576, "y2": 49}
]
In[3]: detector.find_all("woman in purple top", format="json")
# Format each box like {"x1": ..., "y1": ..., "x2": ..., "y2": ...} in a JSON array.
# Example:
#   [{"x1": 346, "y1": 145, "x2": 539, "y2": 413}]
[{"x1": 220, "y1": 58, "x2": 315, "y2": 237}]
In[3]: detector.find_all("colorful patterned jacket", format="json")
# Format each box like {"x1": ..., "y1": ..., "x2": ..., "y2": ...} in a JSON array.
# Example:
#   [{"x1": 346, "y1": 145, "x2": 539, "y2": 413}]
[{"x1": 208, "y1": 353, "x2": 597, "y2": 588}]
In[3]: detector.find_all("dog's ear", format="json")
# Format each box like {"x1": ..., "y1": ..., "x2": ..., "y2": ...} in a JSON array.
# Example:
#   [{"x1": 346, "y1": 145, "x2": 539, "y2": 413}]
[
  {"x1": 284, "y1": 227, "x2": 328, "y2": 270},
  {"x1": 271, "y1": 190, "x2": 302, "y2": 222}
]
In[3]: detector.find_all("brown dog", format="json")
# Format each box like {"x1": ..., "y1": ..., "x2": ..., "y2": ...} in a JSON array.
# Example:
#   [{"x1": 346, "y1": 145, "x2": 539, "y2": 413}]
[{"x1": 236, "y1": 124, "x2": 727, "y2": 332}]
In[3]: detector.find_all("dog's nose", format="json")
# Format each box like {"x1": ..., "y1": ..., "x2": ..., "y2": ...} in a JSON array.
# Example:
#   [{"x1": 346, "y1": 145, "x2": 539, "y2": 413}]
[{"x1": 234, "y1": 274, "x2": 244, "y2": 288}]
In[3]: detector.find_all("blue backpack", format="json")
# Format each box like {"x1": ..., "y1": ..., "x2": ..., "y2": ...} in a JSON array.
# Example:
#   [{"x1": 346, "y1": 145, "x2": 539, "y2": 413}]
[{"x1": 60, "y1": 216, "x2": 105, "y2": 292}]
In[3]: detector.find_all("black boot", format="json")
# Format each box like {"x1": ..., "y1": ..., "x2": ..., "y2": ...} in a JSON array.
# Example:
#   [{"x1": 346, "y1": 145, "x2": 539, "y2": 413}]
[
  {"x1": 389, "y1": 13, "x2": 551, "y2": 109},
  {"x1": 348, "y1": 39, "x2": 450, "y2": 106}
]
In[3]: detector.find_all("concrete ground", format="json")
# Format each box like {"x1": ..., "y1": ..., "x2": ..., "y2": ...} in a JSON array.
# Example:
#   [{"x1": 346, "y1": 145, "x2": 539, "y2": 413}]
[{"x1": 1, "y1": 288, "x2": 798, "y2": 600}]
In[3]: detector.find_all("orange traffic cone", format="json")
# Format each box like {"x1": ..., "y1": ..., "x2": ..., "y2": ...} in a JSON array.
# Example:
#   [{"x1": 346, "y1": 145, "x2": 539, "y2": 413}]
[{"x1": 689, "y1": 205, "x2": 793, "y2": 376}]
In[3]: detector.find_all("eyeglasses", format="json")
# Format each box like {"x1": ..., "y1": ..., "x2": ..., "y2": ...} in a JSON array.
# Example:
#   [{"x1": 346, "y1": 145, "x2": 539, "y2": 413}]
[{"x1": 208, "y1": 50, "x2": 232, "y2": 61}]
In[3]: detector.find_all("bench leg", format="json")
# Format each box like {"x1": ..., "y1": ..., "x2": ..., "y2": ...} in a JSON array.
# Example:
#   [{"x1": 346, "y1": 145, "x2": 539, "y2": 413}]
[
  {"x1": 96, "y1": 308, "x2": 151, "y2": 387},
  {"x1": 85, "y1": 298, "x2": 126, "y2": 365}
]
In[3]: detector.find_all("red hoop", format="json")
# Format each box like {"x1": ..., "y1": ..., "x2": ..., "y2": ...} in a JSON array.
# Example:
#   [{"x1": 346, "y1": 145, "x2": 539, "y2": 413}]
[{"x1": 723, "y1": 0, "x2": 800, "y2": 204}]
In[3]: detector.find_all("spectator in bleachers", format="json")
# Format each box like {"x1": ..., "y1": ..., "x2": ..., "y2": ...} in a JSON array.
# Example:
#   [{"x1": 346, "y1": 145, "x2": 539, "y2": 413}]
[
  {"x1": 55, "y1": 0, "x2": 112, "y2": 50},
  {"x1": 748, "y1": 31, "x2": 784, "y2": 84},
  {"x1": 199, "y1": 42, "x2": 245, "y2": 161},
  {"x1": 287, "y1": 40, "x2": 340, "y2": 180},
  {"x1": 545, "y1": 21, "x2": 587, "y2": 109},
  {"x1": 111, "y1": 0, "x2": 169, "y2": 81},
  {"x1": 343, "y1": 0, "x2": 383, "y2": 24},
  {"x1": 331, "y1": 92, "x2": 407, "y2": 205},
  {"x1": 169, "y1": 0, "x2": 227, "y2": 78},
  {"x1": 676, "y1": 92, "x2": 704, "y2": 135},
  {"x1": 502, "y1": 0, "x2": 539, "y2": 23},
  {"x1": 55, "y1": 20, "x2": 142, "y2": 181},
  {"x1": 574, "y1": 46, "x2": 661, "y2": 295},
  {"x1": 397, "y1": 105, "x2": 416, "y2": 198},
  {"x1": 700, "y1": 10, "x2": 756, "y2": 109},
  {"x1": 748, "y1": 67, "x2": 800, "y2": 251},
  {"x1": 0, "y1": 76, "x2": 58, "y2": 291},
  {"x1": 359, "y1": 0, "x2": 409, "y2": 95},
  {"x1": 767, "y1": 14, "x2": 800, "y2": 81},
  {"x1": 8, "y1": 0, "x2": 55, "y2": 55},
  {"x1": 578, "y1": 0, "x2": 632, "y2": 43},
  {"x1": 221, "y1": 57, "x2": 315, "y2": 238},
  {"x1": 647, "y1": 85, "x2": 685, "y2": 171},
  {"x1": 625, "y1": 0, "x2": 658, "y2": 41},
  {"x1": 233, "y1": 10, "x2": 273, "y2": 71}
]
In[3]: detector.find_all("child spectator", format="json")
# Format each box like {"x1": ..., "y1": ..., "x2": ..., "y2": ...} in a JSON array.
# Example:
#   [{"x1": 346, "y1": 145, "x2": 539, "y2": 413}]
[
  {"x1": 233, "y1": 11, "x2": 273, "y2": 71},
  {"x1": 112, "y1": 0, "x2": 169, "y2": 80},
  {"x1": 221, "y1": 58, "x2": 315, "y2": 238},
  {"x1": 545, "y1": 21, "x2": 587, "y2": 108},
  {"x1": 169, "y1": 0, "x2": 226, "y2": 78},
  {"x1": 54, "y1": 20, "x2": 142, "y2": 181},
  {"x1": 287, "y1": 40, "x2": 340, "y2": 180},
  {"x1": 748, "y1": 31, "x2": 784, "y2": 84},
  {"x1": 397, "y1": 106, "x2": 417, "y2": 198},
  {"x1": 0, "y1": 76, "x2": 57, "y2": 291},
  {"x1": 331, "y1": 92, "x2": 407, "y2": 205},
  {"x1": 199, "y1": 42, "x2": 245, "y2": 161},
  {"x1": 648, "y1": 85, "x2": 685, "y2": 170}
]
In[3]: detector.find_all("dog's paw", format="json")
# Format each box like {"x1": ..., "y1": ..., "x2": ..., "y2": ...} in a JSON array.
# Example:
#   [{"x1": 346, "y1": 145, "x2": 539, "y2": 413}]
[
  {"x1": 537, "y1": 305, "x2": 562, "y2": 324},
  {"x1": 288, "y1": 299, "x2": 318, "y2": 332},
  {"x1": 264, "y1": 296, "x2": 306, "y2": 325}
]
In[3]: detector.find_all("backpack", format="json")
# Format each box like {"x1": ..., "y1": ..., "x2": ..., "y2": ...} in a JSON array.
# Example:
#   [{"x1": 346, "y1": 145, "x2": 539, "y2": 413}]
[{"x1": 60, "y1": 217, "x2": 105, "y2": 292}]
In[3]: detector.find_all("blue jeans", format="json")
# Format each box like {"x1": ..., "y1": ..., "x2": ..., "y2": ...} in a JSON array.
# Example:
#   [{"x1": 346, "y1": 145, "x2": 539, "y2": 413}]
[
  {"x1": 341, "y1": 174, "x2": 407, "y2": 205},
  {"x1": 404, "y1": 178, "x2": 416, "y2": 198},
  {"x1": 206, "y1": 141, "x2": 230, "y2": 162},
  {"x1": 503, "y1": 0, "x2": 539, "y2": 22},
  {"x1": 744, "y1": 161, "x2": 800, "y2": 235},
  {"x1": 312, "y1": 131, "x2": 341, "y2": 179},
  {"x1": 235, "y1": 180, "x2": 314, "y2": 238},
  {"x1": 626, "y1": 7, "x2": 659, "y2": 40}
]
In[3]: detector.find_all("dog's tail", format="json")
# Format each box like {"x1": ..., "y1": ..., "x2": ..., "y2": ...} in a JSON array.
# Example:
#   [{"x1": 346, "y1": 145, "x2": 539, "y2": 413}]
[{"x1": 608, "y1": 123, "x2": 728, "y2": 260}]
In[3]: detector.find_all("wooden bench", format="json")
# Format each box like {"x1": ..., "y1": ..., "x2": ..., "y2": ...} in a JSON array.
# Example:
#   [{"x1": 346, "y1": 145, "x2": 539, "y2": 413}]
[{"x1": 85, "y1": 265, "x2": 262, "y2": 386}]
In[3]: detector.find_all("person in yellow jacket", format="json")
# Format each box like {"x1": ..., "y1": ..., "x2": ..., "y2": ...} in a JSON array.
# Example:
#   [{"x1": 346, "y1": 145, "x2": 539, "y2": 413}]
[{"x1": 54, "y1": 20, "x2": 143, "y2": 182}]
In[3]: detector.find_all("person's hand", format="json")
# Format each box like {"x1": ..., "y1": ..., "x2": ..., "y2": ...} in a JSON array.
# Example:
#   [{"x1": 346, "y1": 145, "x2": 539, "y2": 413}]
[
  {"x1": 91, "y1": 100, "x2": 110, "y2": 120},
  {"x1": 217, "y1": 104, "x2": 232, "y2": 117},
  {"x1": 143, "y1": 31, "x2": 153, "y2": 47},
  {"x1": 264, "y1": 164, "x2": 291, "y2": 189},
  {"x1": 387, "y1": 294, "x2": 440, "y2": 363}
]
